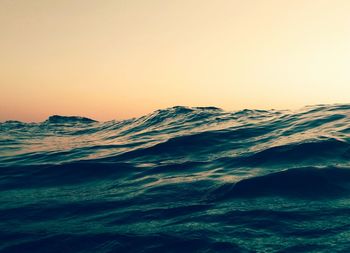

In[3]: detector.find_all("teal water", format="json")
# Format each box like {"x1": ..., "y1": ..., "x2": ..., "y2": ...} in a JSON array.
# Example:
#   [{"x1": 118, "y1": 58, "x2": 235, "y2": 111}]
[{"x1": 1, "y1": 105, "x2": 350, "y2": 252}]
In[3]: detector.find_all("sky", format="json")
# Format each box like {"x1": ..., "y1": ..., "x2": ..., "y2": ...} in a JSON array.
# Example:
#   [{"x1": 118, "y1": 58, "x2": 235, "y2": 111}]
[{"x1": 1, "y1": 0, "x2": 350, "y2": 122}]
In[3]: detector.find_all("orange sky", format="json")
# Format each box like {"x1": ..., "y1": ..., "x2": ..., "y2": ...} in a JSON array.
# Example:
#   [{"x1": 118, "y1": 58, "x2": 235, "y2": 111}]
[{"x1": 1, "y1": 0, "x2": 350, "y2": 122}]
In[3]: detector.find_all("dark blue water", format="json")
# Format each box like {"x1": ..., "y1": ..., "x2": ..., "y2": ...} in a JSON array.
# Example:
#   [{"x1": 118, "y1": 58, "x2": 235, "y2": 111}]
[{"x1": 1, "y1": 104, "x2": 350, "y2": 252}]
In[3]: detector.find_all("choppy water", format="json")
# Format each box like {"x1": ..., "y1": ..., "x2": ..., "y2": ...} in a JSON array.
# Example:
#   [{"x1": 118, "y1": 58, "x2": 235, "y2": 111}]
[{"x1": 1, "y1": 104, "x2": 350, "y2": 252}]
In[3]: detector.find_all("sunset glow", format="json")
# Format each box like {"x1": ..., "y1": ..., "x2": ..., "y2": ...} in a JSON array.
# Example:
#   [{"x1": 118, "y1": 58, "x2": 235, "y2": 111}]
[{"x1": 1, "y1": 0, "x2": 350, "y2": 121}]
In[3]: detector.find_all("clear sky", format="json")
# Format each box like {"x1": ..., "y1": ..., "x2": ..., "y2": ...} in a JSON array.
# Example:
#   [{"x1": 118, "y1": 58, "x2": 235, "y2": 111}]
[{"x1": 1, "y1": 0, "x2": 350, "y2": 122}]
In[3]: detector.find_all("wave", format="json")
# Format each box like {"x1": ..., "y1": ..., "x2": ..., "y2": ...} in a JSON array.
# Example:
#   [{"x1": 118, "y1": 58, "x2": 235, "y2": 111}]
[
  {"x1": 210, "y1": 166, "x2": 350, "y2": 200},
  {"x1": 1, "y1": 104, "x2": 350, "y2": 252},
  {"x1": 230, "y1": 138, "x2": 350, "y2": 167},
  {"x1": 45, "y1": 115, "x2": 97, "y2": 124}
]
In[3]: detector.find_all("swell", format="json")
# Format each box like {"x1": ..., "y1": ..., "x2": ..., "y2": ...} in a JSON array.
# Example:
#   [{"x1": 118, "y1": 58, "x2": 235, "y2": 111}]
[
  {"x1": 229, "y1": 137, "x2": 350, "y2": 167},
  {"x1": 2, "y1": 104, "x2": 349, "y2": 166},
  {"x1": 210, "y1": 166, "x2": 350, "y2": 199},
  {"x1": 0, "y1": 162, "x2": 136, "y2": 190}
]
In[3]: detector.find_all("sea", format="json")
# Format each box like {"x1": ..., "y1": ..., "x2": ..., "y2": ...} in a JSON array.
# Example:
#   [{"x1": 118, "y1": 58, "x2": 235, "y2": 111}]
[{"x1": 1, "y1": 104, "x2": 350, "y2": 252}]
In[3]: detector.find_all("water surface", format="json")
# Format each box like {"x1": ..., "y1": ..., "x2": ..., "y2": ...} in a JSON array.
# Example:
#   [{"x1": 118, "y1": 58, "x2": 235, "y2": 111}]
[{"x1": 1, "y1": 105, "x2": 350, "y2": 252}]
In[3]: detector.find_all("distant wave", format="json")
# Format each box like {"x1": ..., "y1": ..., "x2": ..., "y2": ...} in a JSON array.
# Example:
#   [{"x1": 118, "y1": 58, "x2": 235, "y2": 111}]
[
  {"x1": 45, "y1": 115, "x2": 97, "y2": 124},
  {"x1": 1, "y1": 104, "x2": 350, "y2": 252}
]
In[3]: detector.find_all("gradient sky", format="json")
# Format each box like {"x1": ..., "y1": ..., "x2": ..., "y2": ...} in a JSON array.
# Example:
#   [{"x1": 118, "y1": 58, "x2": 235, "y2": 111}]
[{"x1": 1, "y1": 0, "x2": 350, "y2": 122}]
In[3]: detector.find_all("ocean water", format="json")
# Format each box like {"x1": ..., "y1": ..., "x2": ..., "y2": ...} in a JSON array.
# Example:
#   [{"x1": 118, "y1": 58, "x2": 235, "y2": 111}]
[{"x1": 1, "y1": 104, "x2": 350, "y2": 252}]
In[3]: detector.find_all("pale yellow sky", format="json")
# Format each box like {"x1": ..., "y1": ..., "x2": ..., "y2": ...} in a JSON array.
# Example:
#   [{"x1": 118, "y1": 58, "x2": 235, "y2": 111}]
[{"x1": 1, "y1": 0, "x2": 350, "y2": 122}]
